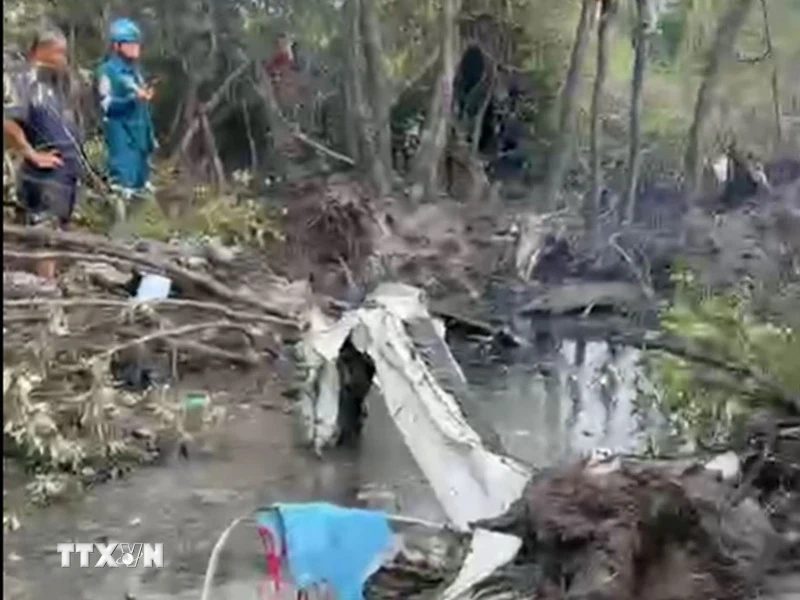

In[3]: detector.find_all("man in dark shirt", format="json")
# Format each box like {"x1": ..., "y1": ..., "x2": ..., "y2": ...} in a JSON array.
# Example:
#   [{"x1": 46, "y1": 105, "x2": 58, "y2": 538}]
[{"x1": 3, "y1": 27, "x2": 82, "y2": 278}]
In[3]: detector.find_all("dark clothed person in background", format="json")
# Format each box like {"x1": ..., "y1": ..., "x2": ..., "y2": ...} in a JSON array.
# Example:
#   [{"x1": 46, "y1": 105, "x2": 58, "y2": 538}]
[{"x1": 3, "y1": 26, "x2": 82, "y2": 279}]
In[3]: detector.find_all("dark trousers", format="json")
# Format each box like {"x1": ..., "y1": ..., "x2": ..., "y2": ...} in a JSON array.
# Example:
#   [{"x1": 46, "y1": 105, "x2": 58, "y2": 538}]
[{"x1": 18, "y1": 173, "x2": 77, "y2": 228}]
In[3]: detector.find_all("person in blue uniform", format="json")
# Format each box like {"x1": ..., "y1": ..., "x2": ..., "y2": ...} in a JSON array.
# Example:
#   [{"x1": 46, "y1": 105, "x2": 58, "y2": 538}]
[
  {"x1": 97, "y1": 18, "x2": 156, "y2": 204},
  {"x1": 3, "y1": 26, "x2": 82, "y2": 278}
]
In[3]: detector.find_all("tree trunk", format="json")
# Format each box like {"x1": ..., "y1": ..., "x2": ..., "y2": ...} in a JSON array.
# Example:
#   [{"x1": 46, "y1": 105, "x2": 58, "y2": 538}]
[
  {"x1": 759, "y1": 0, "x2": 782, "y2": 148},
  {"x1": 683, "y1": 0, "x2": 757, "y2": 198},
  {"x1": 360, "y1": 0, "x2": 393, "y2": 172},
  {"x1": 471, "y1": 62, "x2": 496, "y2": 156},
  {"x1": 622, "y1": 0, "x2": 650, "y2": 225},
  {"x1": 587, "y1": 0, "x2": 615, "y2": 232},
  {"x1": 342, "y1": 79, "x2": 360, "y2": 163},
  {"x1": 410, "y1": 0, "x2": 459, "y2": 203},
  {"x1": 345, "y1": 0, "x2": 389, "y2": 195},
  {"x1": 241, "y1": 98, "x2": 258, "y2": 172},
  {"x1": 539, "y1": 0, "x2": 595, "y2": 211},
  {"x1": 253, "y1": 64, "x2": 289, "y2": 175},
  {"x1": 200, "y1": 114, "x2": 226, "y2": 188},
  {"x1": 172, "y1": 78, "x2": 199, "y2": 166},
  {"x1": 166, "y1": 96, "x2": 187, "y2": 148}
]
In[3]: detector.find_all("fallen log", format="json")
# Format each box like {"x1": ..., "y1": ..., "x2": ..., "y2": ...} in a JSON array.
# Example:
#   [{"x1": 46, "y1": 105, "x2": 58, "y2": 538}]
[
  {"x1": 431, "y1": 307, "x2": 527, "y2": 348},
  {"x1": 3, "y1": 297, "x2": 291, "y2": 328}
]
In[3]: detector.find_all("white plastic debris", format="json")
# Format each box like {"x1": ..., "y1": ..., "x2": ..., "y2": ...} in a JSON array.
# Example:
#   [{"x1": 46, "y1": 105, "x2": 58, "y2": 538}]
[
  {"x1": 704, "y1": 451, "x2": 741, "y2": 483},
  {"x1": 712, "y1": 154, "x2": 730, "y2": 185},
  {"x1": 135, "y1": 273, "x2": 172, "y2": 300}
]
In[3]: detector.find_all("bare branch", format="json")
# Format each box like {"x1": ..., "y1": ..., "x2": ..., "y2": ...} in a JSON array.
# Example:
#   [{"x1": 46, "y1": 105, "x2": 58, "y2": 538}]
[
  {"x1": 173, "y1": 60, "x2": 251, "y2": 164},
  {"x1": 3, "y1": 225, "x2": 297, "y2": 322},
  {"x1": 96, "y1": 320, "x2": 252, "y2": 361},
  {"x1": 3, "y1": 298, "x2": 290, "y2": 327}
]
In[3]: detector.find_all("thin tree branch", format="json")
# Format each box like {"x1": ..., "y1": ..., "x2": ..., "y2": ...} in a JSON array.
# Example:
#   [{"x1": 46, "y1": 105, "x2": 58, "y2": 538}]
[
  {"x1": 96, "y1": 320, "x2": 251, "y2": 361},
  {"x1": 3, "y1": 226, "x2": 296, "y2": 322},
  {"x1": 3, "y1": 298, "x2": 290, "y2": 326},
  {"x1": 173, "y1": 60, "x2": 251, "y2": 163},
  {"x1": 390, "y1": 47, "x2": 441, "y2": 108}
]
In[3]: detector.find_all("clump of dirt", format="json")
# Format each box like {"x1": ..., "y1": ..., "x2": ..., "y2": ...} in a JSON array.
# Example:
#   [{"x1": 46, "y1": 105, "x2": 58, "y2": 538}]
[
  {"x1": 277, "y1": 173, "x2": 513, "y2": 302},
  {"x1": 475, "y1": 459, "x2": 778, "y2": 600},
  {"x1": 280, "y1": 175, "x2": 378, "y2": 280}
]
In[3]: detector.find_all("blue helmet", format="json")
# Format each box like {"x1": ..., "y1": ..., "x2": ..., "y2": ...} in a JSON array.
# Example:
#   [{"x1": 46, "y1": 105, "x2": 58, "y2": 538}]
[{"x1": 109, "y1": 18, "x2": 141, "y2": 43}]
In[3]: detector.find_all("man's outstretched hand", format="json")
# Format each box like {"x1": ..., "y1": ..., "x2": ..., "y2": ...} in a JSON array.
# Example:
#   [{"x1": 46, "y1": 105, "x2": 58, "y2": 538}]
[{"x1": 25, "y1": 149, "x2": 63, "y2": 169}]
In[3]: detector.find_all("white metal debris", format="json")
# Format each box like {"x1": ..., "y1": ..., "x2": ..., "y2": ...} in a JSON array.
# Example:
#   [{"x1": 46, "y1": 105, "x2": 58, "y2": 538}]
[
  {"x1": 298, "y1": 283, "x2": 532, "y2": 598},
  {"x1": 439, "y1": 529, "x2": 522, "y2": 600}
]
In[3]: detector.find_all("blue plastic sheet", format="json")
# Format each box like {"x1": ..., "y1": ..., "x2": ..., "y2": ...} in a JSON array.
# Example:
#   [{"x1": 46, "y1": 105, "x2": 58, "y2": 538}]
[{"x1": 257, "y1": 503, "x2": 393, "y2": 600}]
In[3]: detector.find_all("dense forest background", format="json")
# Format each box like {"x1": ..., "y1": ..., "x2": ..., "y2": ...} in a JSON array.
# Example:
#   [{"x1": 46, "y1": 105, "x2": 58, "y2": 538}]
[{"x1": 4, "y1": 0, "x2": 799, "y2": 209}]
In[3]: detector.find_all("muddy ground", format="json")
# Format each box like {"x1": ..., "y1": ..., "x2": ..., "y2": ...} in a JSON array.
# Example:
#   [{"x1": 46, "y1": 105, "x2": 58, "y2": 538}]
[
  {"x1": 4, "y1": 347, "x2": 798, "y2": 600},
  {"x1": 2, "y1": 368, "x2": 445, "y2": 600}
]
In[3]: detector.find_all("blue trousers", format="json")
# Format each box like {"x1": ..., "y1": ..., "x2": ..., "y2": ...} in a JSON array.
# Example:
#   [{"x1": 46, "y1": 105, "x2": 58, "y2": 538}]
[{"x1": 105, "y1": 124, "x2": 150, "y2": 190}]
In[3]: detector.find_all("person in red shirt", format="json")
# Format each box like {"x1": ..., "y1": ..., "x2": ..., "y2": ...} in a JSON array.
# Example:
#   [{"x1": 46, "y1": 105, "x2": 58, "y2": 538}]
[
  {"x1": 266, "y1": 34, "x2": 294, "y2": 83},
  {"x1": 264, "y1": 33, "x2": 302, "y2": 157}
]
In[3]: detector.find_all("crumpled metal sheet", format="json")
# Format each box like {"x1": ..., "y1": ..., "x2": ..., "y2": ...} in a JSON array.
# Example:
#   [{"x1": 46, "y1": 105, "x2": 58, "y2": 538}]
[
  {"x1": 298, "y1": 283, "x2": 532, "y2": 599},
  {"x1": 439, "y1": 529, "x2": 522, "y2": 600}
]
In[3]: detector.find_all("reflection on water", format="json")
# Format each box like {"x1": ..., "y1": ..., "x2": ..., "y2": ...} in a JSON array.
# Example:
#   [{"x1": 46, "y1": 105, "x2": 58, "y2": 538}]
[{"x1": 453, "y1": 338, "x2": 656, "y2": 468}]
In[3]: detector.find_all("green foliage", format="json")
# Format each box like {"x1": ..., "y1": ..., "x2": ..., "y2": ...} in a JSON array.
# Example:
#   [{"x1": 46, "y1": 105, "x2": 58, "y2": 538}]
[
  {"x1": 3, "y1": 364, "x2": 125, "y2": 504},
  {"x1": 173, "y1": 192, "x2": 284, "y2": 247},
  {"x1": 71, "y1": 190, "x2": 117, "y2": 233},
  {"x1": 646, "y1": 268, "x2": 799, "y2": 447},
  {"x1": 124, "y1": 194, "x2": 173, "y2": 241},
  {"x1": 2, "y1": 354, "x2": 218, "y2": 505}
]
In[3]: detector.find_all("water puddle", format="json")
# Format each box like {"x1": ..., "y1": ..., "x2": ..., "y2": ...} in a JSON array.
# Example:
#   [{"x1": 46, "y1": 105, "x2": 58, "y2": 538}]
[{"x1": 453, "y1": 337, "x2": 659, "y2": 467}]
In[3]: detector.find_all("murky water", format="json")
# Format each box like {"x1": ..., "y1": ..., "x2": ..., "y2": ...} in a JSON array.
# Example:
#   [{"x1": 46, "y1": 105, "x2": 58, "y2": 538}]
[
  {"x1": 3, "y1": 333, "x2": 656, "y2": 599},
  {"x1": 453, "y1": 338, "x2": 657, "y2": 467}
]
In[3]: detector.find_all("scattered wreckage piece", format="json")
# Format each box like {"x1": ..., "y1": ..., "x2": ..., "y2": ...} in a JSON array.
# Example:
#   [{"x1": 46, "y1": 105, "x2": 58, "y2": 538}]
[
  {"x1": 297, "y1": 282, "x2": 530, "y2": 527},
  {"x1": 296, "y1": 282, "x2": 529, "y2": 598},
  {"x1": 295, "y1": 282, "x2": 794, "y2": 599}
]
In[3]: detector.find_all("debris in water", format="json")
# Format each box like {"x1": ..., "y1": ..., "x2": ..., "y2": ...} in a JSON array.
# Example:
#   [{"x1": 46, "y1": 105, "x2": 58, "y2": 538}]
[{"x1": 296, "y1": 283, "x2": 531, "y2": 598}]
